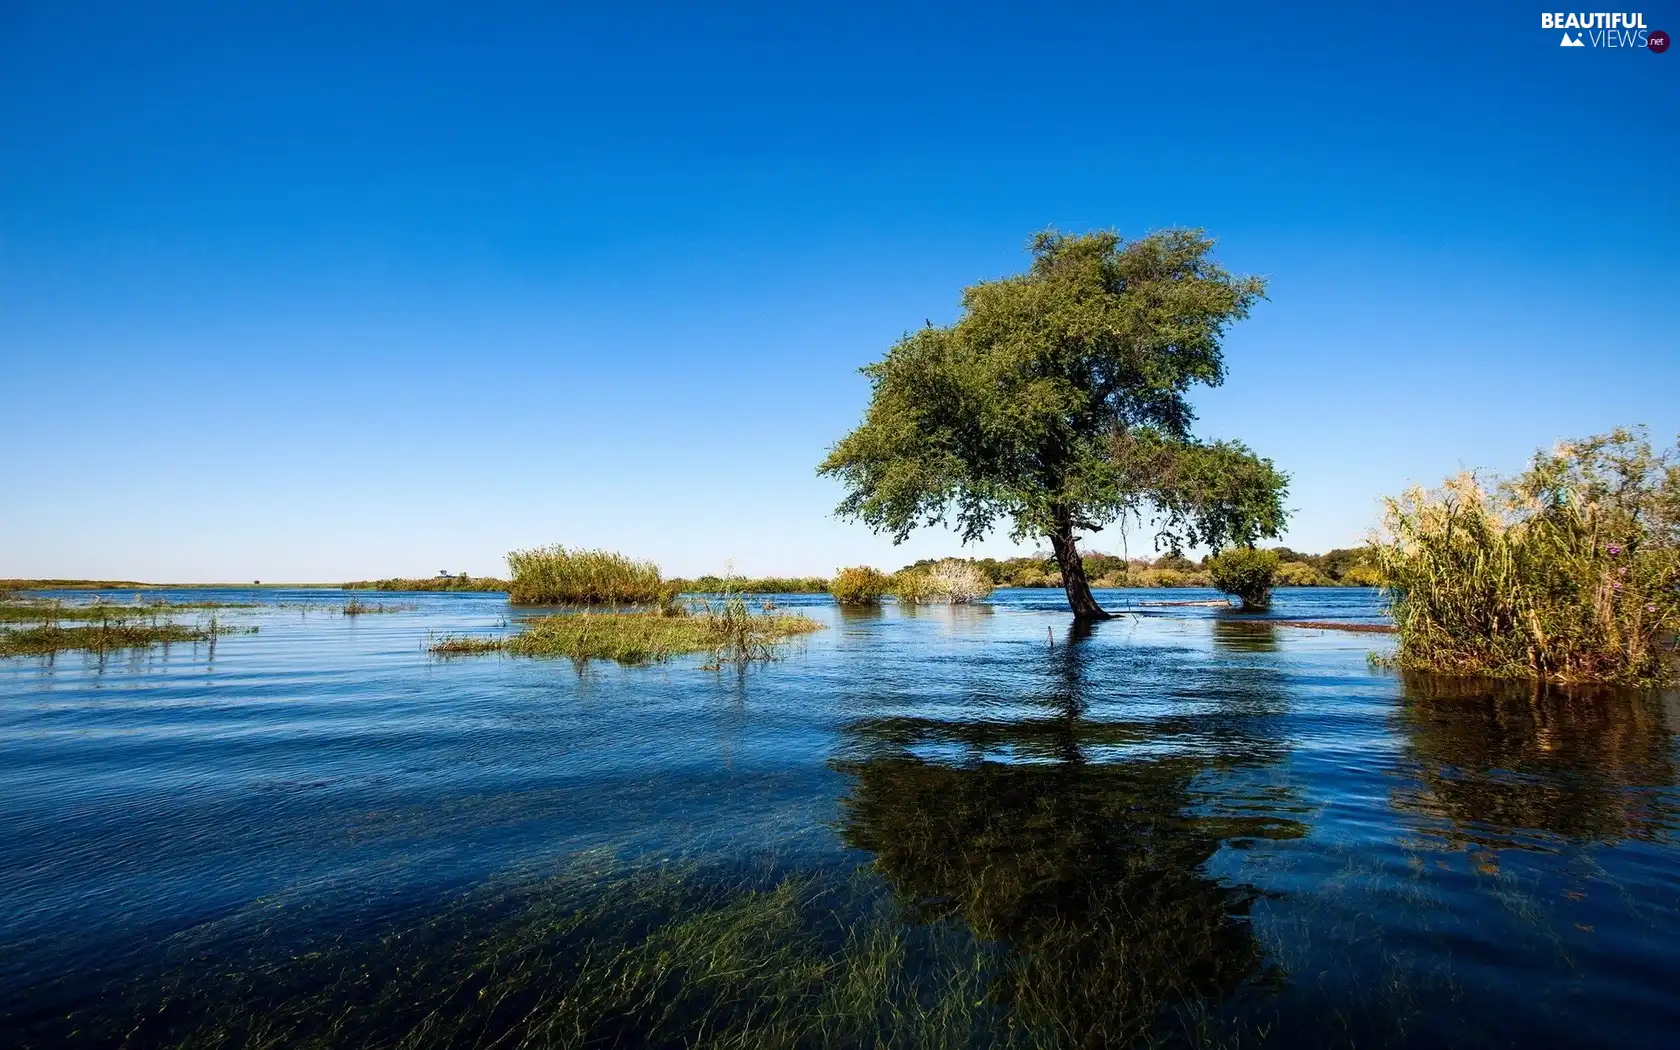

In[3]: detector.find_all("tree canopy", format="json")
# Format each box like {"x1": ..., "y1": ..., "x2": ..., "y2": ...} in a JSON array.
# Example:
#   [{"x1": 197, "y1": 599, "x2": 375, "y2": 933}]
[{"x1": 819, "y1": 228, "x2": 1288, "y2": 619}]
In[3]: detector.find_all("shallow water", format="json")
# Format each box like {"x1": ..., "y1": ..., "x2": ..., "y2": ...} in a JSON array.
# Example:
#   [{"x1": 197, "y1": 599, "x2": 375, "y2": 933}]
[{"x1": 0, "y1": 587, "x2": 1675, "y2": 1048}]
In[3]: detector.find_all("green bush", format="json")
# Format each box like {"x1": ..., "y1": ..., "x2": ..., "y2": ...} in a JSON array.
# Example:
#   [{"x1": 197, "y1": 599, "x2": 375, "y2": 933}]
[
  {"x1": 890, "y1": 560, "x2": 993, "y2": 604},
  {"x1": 506, "y1": 546, "x2": 668, "y2": 606},
  {"x1": 1374, "y1": 428, "x2": 1680, "y2": 684},
  {"x1": 1207, "y1": 548, "x2": 1280, "y2": 610},
  {"x1": 830, "y1": 566, "x2": 890, "y2": 605}
]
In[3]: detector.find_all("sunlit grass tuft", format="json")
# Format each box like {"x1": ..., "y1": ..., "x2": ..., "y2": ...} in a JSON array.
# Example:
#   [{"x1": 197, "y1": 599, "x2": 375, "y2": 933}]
[
  {"x1": 507, "y1": 546, "x2": 669, "y2": 606},
  {"x1": 505, "y1": 596, "x2": 822, "y2": 666},
  {"x1": 427, "y1": 633, "x2": 506, "y2": 656},
  {"x1": 1374, "y1": 427, "x2": 1680, "y2": 684}
]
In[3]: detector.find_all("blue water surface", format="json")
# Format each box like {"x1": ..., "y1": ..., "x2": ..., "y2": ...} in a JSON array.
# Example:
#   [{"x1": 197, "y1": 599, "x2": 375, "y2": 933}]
[{"x1": 0, "y1": 587, "x2": 1675, "y2": 1047}]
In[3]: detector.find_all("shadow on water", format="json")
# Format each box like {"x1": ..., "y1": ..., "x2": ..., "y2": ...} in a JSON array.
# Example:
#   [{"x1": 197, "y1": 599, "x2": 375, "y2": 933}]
[
  {"x1": 1391, "y1": 673, "x2": 1680, "y2": 850},
  {"x1": 1211, "y1": 616, "x2": 1279, "y2": 653},
  {"x1": 832, "y1": 620, "x2": 1308, "y2": 1046}
]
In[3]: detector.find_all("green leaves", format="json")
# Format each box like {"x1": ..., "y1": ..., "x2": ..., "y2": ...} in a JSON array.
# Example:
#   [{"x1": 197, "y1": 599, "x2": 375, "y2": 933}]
[
  {"x1": 819, "y1": 228, "x2": 1284, "y2": 613},
  {"x1": 824, "y1": 230, "x2": 1270, "y2": 524}
]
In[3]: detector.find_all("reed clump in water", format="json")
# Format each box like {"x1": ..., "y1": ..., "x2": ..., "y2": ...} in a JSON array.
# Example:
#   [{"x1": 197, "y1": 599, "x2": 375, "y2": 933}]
[
  {"x1": 830, "y1": 566, "x2": 890, "y2": 605},
  {"x1": 427, "y1": 633, "x2": 506, "y2": 656},
  {"x1": 1374, "y1": 427, "x2": 1680, "y2": 685},
  {"x1": 889, "y1": 559, "x2": 994, "y2": 605},
  {"x1": 504, "y1": 594, "x2": 822, "y2": 666},
  {"x1": 506, "y1": 546, "x2": 670, "y2": 606}
]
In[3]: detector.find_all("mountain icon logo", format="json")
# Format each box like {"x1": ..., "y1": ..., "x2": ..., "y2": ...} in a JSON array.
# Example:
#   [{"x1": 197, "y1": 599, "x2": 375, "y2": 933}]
[{"x1": 1560, "y1": 32, "x2": 1586, "y2": 46}]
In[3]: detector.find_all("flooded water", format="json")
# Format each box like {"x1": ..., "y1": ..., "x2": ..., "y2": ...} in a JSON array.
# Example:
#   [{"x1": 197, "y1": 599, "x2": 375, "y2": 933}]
[{"x1": 1, "y1": 587, "x2": 1676, "y2": 1048}]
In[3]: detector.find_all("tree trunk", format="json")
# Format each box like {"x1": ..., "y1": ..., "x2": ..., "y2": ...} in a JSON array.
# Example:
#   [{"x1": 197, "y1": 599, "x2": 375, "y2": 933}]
[{"x1": 1049, "y1": 513, "x2": 1112, "y2": 622}]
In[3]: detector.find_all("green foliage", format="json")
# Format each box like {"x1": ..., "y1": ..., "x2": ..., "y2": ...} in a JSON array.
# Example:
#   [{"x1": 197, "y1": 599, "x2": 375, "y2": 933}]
[
  {"x1": 818, "y1": 228, "x2": 1284, "y2": 618},
  {"x1": 1206, "y1": 548, "x2": 1280, "y2": 610},
  {"x1": 1375, "y1": 427, "x2": 1680, "y2": 684},
  {"x1": 1340, "y1": 564, "x2": 1384, "y2": 587},
  {"x1": 830, "y1": 566, "x2": 890, "y2": 605},
  {"x1": 1110, "y1": 430, "x2": 1290, "y2": 553},
  {"x1": 669, "y1": 575, "x2": 829, "y2": 594},
  {"x1": 1130, "y1": 567, "x2": 1213, "y2": 588},
  {"x1": 1272, "y1": 560, "x2": 1332, "y2": 587},
  {"x1": 890, "y1": 559, "x2": 994, "y2": 605},
  {"x1": 506, "y1": 546, "x2": 669, "y2": 606}
]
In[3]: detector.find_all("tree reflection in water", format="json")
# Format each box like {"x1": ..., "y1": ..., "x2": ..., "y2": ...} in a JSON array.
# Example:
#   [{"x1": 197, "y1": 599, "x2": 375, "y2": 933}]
[
  {"x1": 1392, "y1": 674, "x2": 1680, "y2": 851},
  {"x1": 833, "y1": 621, "x2": 1307, "y2": 1046}
]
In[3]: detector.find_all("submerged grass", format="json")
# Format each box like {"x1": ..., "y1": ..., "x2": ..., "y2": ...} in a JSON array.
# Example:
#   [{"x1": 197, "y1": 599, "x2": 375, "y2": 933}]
[
  {"x1": 341, "y1": 597, "x2": 417, "y2": 616},
  {"x1": 59, "y1": 850, "x2": 1304, "y2": 1050},
  {"x1": 0, "y1": 600, "x2": 260, "y2": 622},
  {"x1": 73, "y1": 862, "x2": 1030, "y2": 1050}
]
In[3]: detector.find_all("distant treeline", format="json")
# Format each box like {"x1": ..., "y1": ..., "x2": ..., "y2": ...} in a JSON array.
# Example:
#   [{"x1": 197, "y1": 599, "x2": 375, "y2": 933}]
[
  {"x1": 894, "y1": 548, "x2": 1382, "y2": 589},
  {"x1": 667, "y1": 576, "x2": 830, "y2": 594},
  {"x1": 343, "y1": 576, "x2": 510, "y2": 592}
]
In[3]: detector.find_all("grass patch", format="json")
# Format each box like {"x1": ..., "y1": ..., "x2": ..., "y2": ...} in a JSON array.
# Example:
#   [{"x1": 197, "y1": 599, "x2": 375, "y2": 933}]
[
  {"x1": 0, "y1": 599, "x2": 260, "y2": 622},
  {"x1": 504, "y1": 596, "x2": 822, "y2": 666},
  {"x1": 1375, "y1": 427, "x2": 1680, "y2": 685},
  {"x1": 343, "y1": 576, "x2": 509, "y2": 592},
  {"x1": 507, "y1": 546, "x2": 668, "y2": 605},
  {"x1": 427, "y1": 633, "x2": 506, "y2": 656},
  {"x1": 0, "y1": 615, "x2": 250, "y2": 657}
]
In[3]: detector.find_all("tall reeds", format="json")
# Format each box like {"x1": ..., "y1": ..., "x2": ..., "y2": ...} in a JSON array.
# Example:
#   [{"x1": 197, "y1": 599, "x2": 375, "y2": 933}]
[
  {"x1": 506, "y1": 546, "x2": 669, "y2": 606},
  {"x1": 1375, "y1": 428, "x2": 1680, "y2": 685}
]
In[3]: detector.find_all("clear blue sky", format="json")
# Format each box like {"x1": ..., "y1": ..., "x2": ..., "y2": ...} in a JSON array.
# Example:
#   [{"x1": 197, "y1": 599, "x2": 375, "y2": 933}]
[{"x1": 2, "y1": 1, "x2": 1675, "y2": 581}]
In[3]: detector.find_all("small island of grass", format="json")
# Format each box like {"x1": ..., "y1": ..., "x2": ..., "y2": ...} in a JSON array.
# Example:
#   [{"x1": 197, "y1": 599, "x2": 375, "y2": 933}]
[{"x1": 431, "y1": 547, "x2": 824, "y2": 667}]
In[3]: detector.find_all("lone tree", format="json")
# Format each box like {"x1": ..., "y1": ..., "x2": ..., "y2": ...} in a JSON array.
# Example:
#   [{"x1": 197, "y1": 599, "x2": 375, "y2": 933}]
[{"x1": 819, "y1": 229, "x2": 1288, "y2": 621}]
